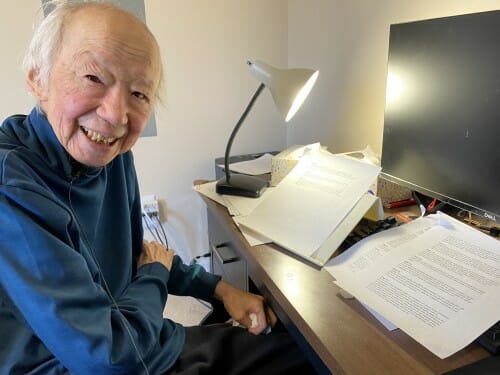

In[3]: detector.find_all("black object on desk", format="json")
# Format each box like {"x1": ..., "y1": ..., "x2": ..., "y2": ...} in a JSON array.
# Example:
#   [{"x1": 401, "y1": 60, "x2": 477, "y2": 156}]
[
  {"x1": 476, "y1": 321, "x2": 500, "y2": 355},
  {"x1": 443, "y1": 355, "x2": 500, "y2": 374},
  {"x1": 340, "y1": 216, "x2": 401, "y2": 250},
  {"x1": 214, "y1": 152, "x2": 280, "y2": 198},
  {"x1": 216, "y1": 174, "x2": 269, "y2": 198}
]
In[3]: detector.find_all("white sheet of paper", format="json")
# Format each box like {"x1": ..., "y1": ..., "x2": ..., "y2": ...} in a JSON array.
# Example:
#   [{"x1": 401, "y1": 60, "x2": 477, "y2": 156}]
[
  {"x1": 163, "y1": 295, "x2": 213, "y2": 326},
  {"x1": 194, "y1": 181, "x2": 270, "y2": 217},
  {"x1": 238, "y1": 150, "x2": 381, "y2": 258},
  {"x1": 218, "y1": 153, "x2": 273, "y2": 176},
  {"x1": 193, "y1": 181, "x2": 226, "y2": 206},
  {"x1": 361, "y1": 301, "x2": 399, "y2": 331},
  {"x1": 325, "y1": 213, "x2": 500, "y2": 358},
  {"x1": 194, "y1": 181, "x2": 272, "y2": 246},
  {"x1": 334, "y1": 281, "x2": 398, "y2": 330},
  {"x1": 222, "y1": 189, "x2": 272, "y2": 217},
  {"x1": 233, "y1": 216, "x2": 272, "y2": 246}
]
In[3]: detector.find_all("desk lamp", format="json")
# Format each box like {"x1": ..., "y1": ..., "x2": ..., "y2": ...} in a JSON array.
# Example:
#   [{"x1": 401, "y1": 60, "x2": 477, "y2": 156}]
[{"x1": 216, "y1": 60, "x2": 318, "y2": 198}]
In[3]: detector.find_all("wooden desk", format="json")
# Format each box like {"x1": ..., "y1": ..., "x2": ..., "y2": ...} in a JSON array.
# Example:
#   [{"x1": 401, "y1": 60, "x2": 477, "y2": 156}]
[{"x1": 201, "y1": 194, "x2": 491, "y2": 374}]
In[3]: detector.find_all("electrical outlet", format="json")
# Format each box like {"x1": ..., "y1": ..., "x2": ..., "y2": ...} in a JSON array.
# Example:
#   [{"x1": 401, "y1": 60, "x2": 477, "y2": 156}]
[{"x1": 142, "y1": 194, "x2": 159, "y2": 217}]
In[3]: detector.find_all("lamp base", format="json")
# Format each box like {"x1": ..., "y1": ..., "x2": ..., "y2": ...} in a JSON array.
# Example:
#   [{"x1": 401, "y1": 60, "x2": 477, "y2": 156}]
[{"x1": 216, "y1": 174, "x2": 269, "y2": 198}]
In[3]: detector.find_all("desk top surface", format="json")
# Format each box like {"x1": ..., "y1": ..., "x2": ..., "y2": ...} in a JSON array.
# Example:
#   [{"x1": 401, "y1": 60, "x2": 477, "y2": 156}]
[{"x1": 201, "y1": 193, "x2": 491, "y2": 374}]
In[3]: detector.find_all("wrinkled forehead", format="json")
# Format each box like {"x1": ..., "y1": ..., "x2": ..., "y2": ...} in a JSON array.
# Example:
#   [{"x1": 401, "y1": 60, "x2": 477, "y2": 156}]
[{"x1": 61, "y1": 6, "x2": 161, "y2": 82}]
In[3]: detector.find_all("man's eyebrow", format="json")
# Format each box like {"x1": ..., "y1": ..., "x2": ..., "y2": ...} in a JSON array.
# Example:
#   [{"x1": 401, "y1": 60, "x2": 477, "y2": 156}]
[{"x1": 134, "y1": 77, "x2": 156, "y2": 91}]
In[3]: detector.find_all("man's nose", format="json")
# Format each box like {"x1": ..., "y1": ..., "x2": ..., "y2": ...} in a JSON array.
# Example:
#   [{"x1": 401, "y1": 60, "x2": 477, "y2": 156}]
[{"x1": 97, "y1": 87, "x2": 128, "y2": 127}]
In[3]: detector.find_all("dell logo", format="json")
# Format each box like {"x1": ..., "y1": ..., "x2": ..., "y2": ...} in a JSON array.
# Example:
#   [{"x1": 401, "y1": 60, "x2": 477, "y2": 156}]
[{"x1": 484, "y1": 212, "x2": 496, "y2": 222}]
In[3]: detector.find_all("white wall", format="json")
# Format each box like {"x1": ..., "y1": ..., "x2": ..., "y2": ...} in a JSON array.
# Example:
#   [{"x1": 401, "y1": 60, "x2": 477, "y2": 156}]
[
  {"x1": 0, "y1": 0, "x2": 41, "y2": 116},
  {"x1": 288, "y1": 0, "x2": 500, "y2": 156},
  {"x1": 135, "y1": 0, "x2": 288, "y2": 261}
]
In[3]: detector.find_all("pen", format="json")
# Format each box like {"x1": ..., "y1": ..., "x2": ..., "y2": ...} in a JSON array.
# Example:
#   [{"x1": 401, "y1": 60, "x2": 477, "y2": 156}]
[
  {"x1": 394, "y1": 212, "x2": 413, "y2": 223},
  {"x1": 385, "y1": 198, "x2": 416, "y2": 209}
]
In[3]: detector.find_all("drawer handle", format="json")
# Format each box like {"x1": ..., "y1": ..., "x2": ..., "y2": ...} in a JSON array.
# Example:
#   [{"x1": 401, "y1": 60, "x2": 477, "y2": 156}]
[{"x1": 212, "y1": 244, "x2": 239, "y2": 264}]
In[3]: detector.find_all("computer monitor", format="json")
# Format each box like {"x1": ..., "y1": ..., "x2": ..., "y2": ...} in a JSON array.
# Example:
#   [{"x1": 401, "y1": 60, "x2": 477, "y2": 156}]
[{"x1": 381, "y1": 10, "x2": 500, "y2": 223}]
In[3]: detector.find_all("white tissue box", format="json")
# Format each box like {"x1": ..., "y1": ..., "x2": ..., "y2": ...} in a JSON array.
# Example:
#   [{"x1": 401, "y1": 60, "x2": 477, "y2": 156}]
[{"x1": 270, "y1": 145, "x2": 303, "y2": 186}]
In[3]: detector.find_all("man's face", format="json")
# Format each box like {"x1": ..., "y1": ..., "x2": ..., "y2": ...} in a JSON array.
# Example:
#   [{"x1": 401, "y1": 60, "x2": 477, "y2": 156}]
[{"x1": 31, "y1": 7, "x2": 161, "y2": 167}]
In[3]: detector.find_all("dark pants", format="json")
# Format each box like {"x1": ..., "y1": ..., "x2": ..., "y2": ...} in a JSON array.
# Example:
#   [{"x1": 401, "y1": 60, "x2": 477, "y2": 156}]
[{"x1": 167, "y1": 323, "x2": 317, "y2": 375}]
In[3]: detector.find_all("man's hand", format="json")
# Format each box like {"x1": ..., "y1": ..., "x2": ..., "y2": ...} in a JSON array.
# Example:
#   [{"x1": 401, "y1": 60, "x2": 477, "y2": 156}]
[
  {"x1": 214, "y1": 280, "x2": 277, "y2": 335},
  {"x1": 138, "y1": 240, "x2": 174, "y2": 271}
]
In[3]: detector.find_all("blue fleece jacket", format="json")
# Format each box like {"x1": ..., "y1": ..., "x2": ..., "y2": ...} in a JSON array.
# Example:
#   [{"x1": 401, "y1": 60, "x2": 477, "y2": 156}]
[{"x1": 0, "y1": 109, "x2": 220, "y2": 374}]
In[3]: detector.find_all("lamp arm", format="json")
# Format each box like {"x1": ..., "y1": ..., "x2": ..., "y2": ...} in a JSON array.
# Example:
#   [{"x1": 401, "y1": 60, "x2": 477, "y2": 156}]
[{"x1": 223, "y1": 83, "x2": 266, "y2": 181}]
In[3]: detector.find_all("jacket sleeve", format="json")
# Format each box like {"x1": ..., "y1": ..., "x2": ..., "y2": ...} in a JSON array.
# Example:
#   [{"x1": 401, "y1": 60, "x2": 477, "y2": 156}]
[
  {"x1": 0, "y1": 186, "x2": 169, "y2": 374},
  {"x1": 167, "y1": 255, "x2": 221, "y2": 301}
]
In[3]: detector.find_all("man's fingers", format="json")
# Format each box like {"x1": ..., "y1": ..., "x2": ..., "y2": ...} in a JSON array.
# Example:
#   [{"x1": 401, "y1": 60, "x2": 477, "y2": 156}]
[
  {"x1": 140, "y1": 241, "x2": 174, "y2": 270},
  {"x1": 249, "y1": 313, "x2": 258, "y2": 328},
  {"x1": 246, "y1": 311, "x2": 270, "y2": 335},
  {"x1": 265, "y1": 306, "x2": 277, "y2": 327}
]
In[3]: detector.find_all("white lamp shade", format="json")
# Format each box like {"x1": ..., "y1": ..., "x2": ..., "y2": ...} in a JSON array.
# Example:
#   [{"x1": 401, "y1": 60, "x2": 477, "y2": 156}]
[{"x1": 248, "y1": 60, "x2": 319, "y2": 122}]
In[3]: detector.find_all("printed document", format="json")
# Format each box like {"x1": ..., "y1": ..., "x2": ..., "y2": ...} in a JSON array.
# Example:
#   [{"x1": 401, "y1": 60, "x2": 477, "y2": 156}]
[
  {"x1": 237, "y1": 150, "x2": 381, "y2": 259},
  {"x1": 325, "y1": 213, "x2": 500, "y2": 358}
]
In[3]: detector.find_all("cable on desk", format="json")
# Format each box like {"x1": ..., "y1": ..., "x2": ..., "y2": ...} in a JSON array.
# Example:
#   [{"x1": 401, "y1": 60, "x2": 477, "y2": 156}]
[
  {"x1": 411, "y1": 191, "x2": 447, "y2": 216},
  {"x1": 411, "y1": 191, "x2": 426, "y2": 217}
]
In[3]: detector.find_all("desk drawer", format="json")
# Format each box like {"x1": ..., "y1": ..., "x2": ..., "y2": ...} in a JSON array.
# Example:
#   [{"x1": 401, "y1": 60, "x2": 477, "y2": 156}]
[{"x1": 208, "y1": 209, "x2": 248, "y2": 292}]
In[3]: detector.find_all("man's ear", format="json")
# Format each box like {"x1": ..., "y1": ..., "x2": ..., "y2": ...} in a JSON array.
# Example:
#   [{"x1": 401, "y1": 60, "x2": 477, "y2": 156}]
[{"x1": 26, "y1": 69, "x2": 48, "y2": 101}]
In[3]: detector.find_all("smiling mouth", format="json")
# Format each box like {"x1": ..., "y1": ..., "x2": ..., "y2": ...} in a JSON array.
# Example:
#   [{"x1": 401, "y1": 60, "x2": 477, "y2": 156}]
[{"x1": 80, "y1": 126, "x2": 117, "y2": 145}]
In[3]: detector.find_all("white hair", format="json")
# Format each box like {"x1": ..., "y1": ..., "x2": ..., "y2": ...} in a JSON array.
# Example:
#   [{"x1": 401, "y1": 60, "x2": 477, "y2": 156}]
[{"x1": 23, "y1": 0, "x2": 164, "y2": 105}]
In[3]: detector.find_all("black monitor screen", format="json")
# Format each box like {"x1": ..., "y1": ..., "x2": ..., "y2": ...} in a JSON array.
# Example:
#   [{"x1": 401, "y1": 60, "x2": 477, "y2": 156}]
[{"x1": 381, "y1": 10, "x2": 500, "y2": 222}]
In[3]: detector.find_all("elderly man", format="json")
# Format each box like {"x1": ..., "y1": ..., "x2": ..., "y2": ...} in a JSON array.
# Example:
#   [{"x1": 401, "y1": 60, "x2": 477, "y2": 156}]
[{"x1": 0, "y1": 1, "x2": 315, "y2": 374}]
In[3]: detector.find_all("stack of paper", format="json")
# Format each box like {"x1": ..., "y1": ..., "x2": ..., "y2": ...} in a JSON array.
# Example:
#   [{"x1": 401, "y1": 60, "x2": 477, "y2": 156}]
[
  {"x1": 325, "y1": 213, "x2": 500, "y2": 358},
  {"x1": 237, "y1": 149, "x2": 381, "y2": 264}
]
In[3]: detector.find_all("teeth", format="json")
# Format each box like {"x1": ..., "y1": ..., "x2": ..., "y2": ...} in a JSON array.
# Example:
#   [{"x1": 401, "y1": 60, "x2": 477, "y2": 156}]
[{"x1": 81, "y1": 126, "x2": 117, "y2": 145}]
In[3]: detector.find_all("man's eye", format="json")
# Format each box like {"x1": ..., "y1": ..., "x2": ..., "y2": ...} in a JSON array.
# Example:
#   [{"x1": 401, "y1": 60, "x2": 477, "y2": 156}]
[
  {"x1": 132, "y1": 91, "x2": 149, "y2": 102},
  {"x1": 85, "y1": 75, "x2": 101, "y2": 84}
]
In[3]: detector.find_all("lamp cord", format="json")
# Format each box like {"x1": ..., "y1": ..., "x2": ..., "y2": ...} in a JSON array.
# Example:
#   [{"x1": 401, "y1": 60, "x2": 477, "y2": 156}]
[{"x1": 223, "y1": 82, "x2": 266, "y2": 181}]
